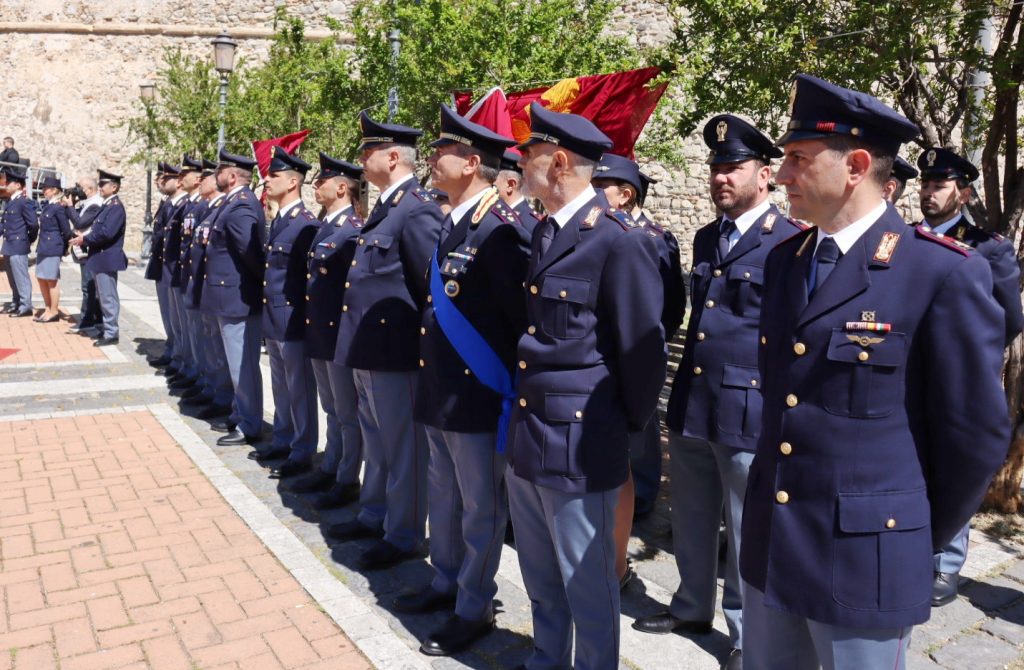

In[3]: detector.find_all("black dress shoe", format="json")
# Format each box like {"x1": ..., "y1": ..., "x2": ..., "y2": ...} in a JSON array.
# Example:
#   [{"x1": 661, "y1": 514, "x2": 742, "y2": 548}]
[
  {"x1": 248, "y1": 445, "x2": 290, "y2": 462},
  {"x1": 269, "y1": 460, "x2": 312, "y2": 479},
  {"x1": 208, "y1": 418, "x2": 237, "y2": 433},
  {"x1": 326, "y1": 520, "x2": 384, "y2": 542},
  {"x1": 420, "y1": 614, "x2": 495, "y2": 656},
  {"x1": 632, "y1": 611, "x2": 712, "y2": 635},
  {"x1": 178, "y1": 385, "x2": 207, "y2": 400},
  {"x1": 148, "y1": 355, "x2": 173, "y2": 367},
  {"x1": 392, "y1": 589, "x2": 456, "y2": 614},
  {"x1": 216, "y1": 430, "x2": 260, "y2": 446},
  {"x1": 723, "y1": 648, "x2": 742, "y2": 670},
  {"x1": 197, "y1": 404, "x2": 232, "y2": 420},
  {"x1": 94, "y1": 337, "x2": 119, "y2": 347},
  {"x1": 180, "y1": 393, "x2": 213, "y2": 407},
  {"x1": 932, "y1": 571, "x2": 960, "y2": 607},
  {"x1": 313, "y1": 482, "x2": 361, "y2": 510},
  {"x1": 11, "y1": 310, "x2": 33, "y2": 318},
  {"x1": 161, "y1": 366, "x2": 181, "y2": 377},
  {"x1": 286, "y1": 469, "x2": 335, "y2": 494},
  {"x1": 168, "y1": 377, "x2": 197, "y2": 390},
  {"x1": 356, "y1": 540, "x2": 420, "y2": 571},
  {"x1": 0, "y1": 304, "x2": 14, "y2": 314}
]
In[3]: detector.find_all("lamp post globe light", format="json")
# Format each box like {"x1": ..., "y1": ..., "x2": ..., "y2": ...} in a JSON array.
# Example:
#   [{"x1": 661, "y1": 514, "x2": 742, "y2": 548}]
[
  {"x1": 211, "y1": 31, "x2": 237, "y2": 153},
  {"x1": 139, "y1": 82, "x2": 157, "y2": 260}
]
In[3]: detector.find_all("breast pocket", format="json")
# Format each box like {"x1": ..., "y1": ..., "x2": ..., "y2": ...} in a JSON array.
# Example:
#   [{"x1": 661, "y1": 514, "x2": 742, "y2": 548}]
[
  {"x1": 725, "y1": 264, "x2": 764, "y2": 317},
  {"x1": 362, "y1": 233, "x2": 394, "y2": 274},
  {"x1": 268, "y1": 241, "x2": 293, "y2": 268},
  {"x1": 822, "y1": 329, "x2": 905, "y2": 418},
  {"x1": 540, "y1": 275, "x2": 592, "y2": 339},
  {"x1": 716, "y1": 364, "x2": 762, "y2": 437}
]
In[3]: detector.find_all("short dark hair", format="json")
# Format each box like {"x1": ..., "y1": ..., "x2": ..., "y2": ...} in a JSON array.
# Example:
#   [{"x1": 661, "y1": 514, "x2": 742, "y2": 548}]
[
  {"x1": 821, "y1": 135, "x2": 894, "y2": 187},
  {"x1": 955, "y1": 177, "x2": 972, "y2": 190},
  {"x1": 2, "y1": 137, "x2": 12, "y2": 144},
  {"x1": 450, "y1": 144, "x2": 500, "y2": 183}
]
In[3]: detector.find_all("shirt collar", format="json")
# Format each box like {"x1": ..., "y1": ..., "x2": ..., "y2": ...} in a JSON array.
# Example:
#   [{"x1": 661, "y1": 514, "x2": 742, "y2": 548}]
[
  {"x1": 277, "y1": 198, "x2": 303, "y2": 219},
  {"x1": 228, "y1": 185, "x2": 247, "y2": 198},
  {"x1": 189, "y1": 192, "x2": 202, "y2": 202},
  {"x1": 170, "y1": 191, "x2": 188, "y2": 205},
  {"x1": 551, "y1": 185, "x2": 598, "y2": 228},
  {"x1": 726, "y1": 199, "x2": 772, "y2": 237},
  {"x1": 379, "y1": 173, "x2": 416, "y2": 205},
  {"x1": 325, "y1": 204, "x2": 353, "y2": 225},
  {"x1": 208, "y1": 193, "x2": 226, "y2": 206},
  {"x1": 815, "y1": 200, "x2": 888, "y2": 255},
  {"x1": 82, "y1": 193, "x2": 104, "y2": 208},
  {"x1": 926, "y1": 212, "x2": 963, "y2": 236},
  {"x1": 103, "y1": 194, "x2": 117, "y2": 205},
  {"x1": 450, "y1": 187, "x2": 491, "y2": 226},
  {"x1": 508, "y1": 196, "x2": 526, "y2": 210}
]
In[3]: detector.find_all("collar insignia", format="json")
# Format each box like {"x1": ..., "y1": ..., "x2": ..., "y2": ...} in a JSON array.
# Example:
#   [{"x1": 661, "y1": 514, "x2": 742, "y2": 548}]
[
  {"x1": 581, "y1": 206, "x2": 602, "y2": 229},
  {"x1": 762, "y1": 213, "x2": 776, "y2": 232},
  {"x1": 873, "y1": 231, "x2": 900, "y2": 263}
]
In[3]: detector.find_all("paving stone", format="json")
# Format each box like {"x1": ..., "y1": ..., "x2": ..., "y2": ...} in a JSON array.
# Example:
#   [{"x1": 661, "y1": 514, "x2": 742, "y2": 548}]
[
  {"x1": 914, "y1": 597, "x2": 987, "y2": 653},
  {"x1": 905, "y1": 651, "x2": 943, "y2": 669},
  {"x1": 961, "y1": 576, "x2": 1024, "y2": 612},
  {"x1": 930, "y1": 631, "x2": 1020, "y2": 669},
  {"x1": 981, "y1": 600, "x2": 1024, "y2": 645}
]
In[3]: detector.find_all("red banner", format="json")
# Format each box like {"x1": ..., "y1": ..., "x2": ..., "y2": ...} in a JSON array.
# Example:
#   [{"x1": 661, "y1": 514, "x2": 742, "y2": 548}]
[{"x1": 251, "y1": 129, "x2": 311, "y2": 180}]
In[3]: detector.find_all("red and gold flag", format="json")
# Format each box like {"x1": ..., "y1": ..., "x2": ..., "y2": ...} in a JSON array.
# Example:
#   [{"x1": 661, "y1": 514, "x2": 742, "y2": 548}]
[{"x1": 251, "y1": 129, "x2": 311, "y2": 180}]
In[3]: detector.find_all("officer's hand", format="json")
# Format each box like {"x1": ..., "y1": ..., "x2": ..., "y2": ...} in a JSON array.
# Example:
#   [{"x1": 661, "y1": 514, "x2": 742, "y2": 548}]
[
  {"x1": 70, "y1": 234, "x2": 85, "y2": 247},
  {"x1": 60, "y1": 196, "x2": 72, "y2": 207}
]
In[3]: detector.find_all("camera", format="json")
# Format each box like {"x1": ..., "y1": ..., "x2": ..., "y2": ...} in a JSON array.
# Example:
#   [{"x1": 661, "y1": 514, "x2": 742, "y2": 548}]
[{"x1": 63, "y1": 185, "x2": 86, "y2": 204}]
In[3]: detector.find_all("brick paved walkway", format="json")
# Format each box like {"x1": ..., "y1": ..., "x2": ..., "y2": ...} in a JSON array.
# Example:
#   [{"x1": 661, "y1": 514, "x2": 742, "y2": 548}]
[{"x1": 0, "y1": 410, "x2": 369, "y2": 670}]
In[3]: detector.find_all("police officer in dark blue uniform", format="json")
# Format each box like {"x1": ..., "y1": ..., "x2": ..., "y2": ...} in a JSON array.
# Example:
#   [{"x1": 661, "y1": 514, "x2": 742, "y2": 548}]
[
  {"x1": 166, "y1": 157, "x2": 205, "y2": 391},
  {"x1": 1, "y1": 166, "x2": 38, "y2": 317},
  {"x1": 247, "y1": 147, "x2": 320, "y2": 480},
  {"x1": 884, "y1": 156, "x2": 918, "y2": 204},
  {"x1": 497, "y1": 148, "x2": 541, "y2": 234},
  {"x1": 740, "y1": 74, "x2": 1010, "y2": 669},
  {"x1": 635, "y1": 116, "x2": 800, "y2": 670},
  {"x1": 70, "y1": 170, "x2": 127, "y2": 346},
  {"x1": 34, "y1": 176, "x2": 73, "y2": 322},
  {"x1": 326, "y1": 112, "x2": 444, "y2": 571},
  {"x1": 391, "y1": 105, "x2": 529, "y2": 656},
  {"x1": 508, "y1": 102, "x2": 666, "y2": 670},
  {"x1": 914, "y1": 147, "x2": 1024, "y2": 607},
  {"x1": 145, "y1": 163, "x2": 178, "y2": 364},
  {"x1": 203, "y1": 150, "x2": 266, "y2": 446},
  {"x1": 288, "y1": 153, "x2": 366, "y2": 509}
]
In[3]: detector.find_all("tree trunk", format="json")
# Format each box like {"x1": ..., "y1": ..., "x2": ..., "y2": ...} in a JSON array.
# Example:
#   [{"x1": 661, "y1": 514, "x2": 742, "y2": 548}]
[{"x1": 984, "y1": 335, "x2": 1024, "y2": 513}]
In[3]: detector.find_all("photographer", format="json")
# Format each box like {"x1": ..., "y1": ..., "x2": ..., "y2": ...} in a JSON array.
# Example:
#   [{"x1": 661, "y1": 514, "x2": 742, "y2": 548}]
[{"x1": 62, "y1": 176, "x2": 103, "y2": 333}]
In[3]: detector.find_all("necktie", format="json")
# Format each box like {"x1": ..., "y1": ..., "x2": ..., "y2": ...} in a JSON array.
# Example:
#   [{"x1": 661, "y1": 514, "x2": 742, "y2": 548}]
[
  {"x1": 718, "y1": 219, "x2": 736, "y2": 262},
  {"x1": 810, "y1": 237, "x2": 841, "y2": 297},
  {"x1": 539, "y1": 216, "x2": 558, "y2": 256}
]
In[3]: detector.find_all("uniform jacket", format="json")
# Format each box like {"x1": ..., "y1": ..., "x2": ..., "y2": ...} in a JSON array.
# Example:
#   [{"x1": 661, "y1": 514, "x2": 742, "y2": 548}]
[
  {"x1": 84, "y1": 196, "x2": 128, "y2": 273},
  {"x1": 261, "y1": 202, "x2": 319, "y2": 342},
  {"x1": 415, "y1": 189, "x2": 531, "y2": 433},
  {"x1": 1, "y1": 193, "x2": 38, "y2": 255},
  {"x1": 666, "y1": 205, "x2": 804, "y2": 451},
  {"x1": 144, "y1": 198, "x2": 169, "y2": 280},
  {"x1": 335, "y1": 178, "x2": 444, "y2": 371},
  {"x1": 200, "y1": 186, "x2": 266, "y2": 319},
  {"x1": 915, "y1": 218, "x2": 1024, "y2": 347},
  {"x1": 507, "y1": 192, "x2": 667, "y2": 494},
  {"x1": 183, "y1": 195, "x2": 225, "y2": 309},
  {"x1": 160, "y1": 194, "x2": 190, "y2": 287},
  {"x1": 740, "y1": 206, "x2": 1010, "y2": 630},
  {"x1": 177, "y1": 196, "x2": 208, "y2": 294},
  {"x1": 304, "y1": 207, "x2": 363, "y2": 361},
  {"x1": 513, "y1": 198, "x2": 542, "y2": 236},
  {"x1": 637, "y1": 212, "x2": 686, "y2": 340},
  {"x1": 36, "y1": 201, "x2": 73, "y2": 258}
]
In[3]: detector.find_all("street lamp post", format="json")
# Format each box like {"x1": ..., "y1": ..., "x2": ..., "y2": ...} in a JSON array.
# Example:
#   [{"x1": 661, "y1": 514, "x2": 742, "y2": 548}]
[
  {"x1": 139, "y1": 82, "x2": 156, "y2": 260},
  {"x1": 211, "y1": 31, "x2": 238, "y2": 154}
]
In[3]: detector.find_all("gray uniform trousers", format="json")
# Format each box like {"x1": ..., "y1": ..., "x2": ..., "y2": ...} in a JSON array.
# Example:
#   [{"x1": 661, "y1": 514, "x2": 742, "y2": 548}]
[
  {"x1": 311, "y1": 360, "x2": 363, "y2": 484},
  {"x1": 352, "y1": 369, "x2": 427, "y2": 553},
  {"x1": 197, "y1": 311, "x2": 232, "y2": 406},
  {"x1": 154, "y1": 281, "x2": 174, "y2": 357},
  {"x1": 669, "y1": 433, "x2": 753, "y2": 650},
  {"x1": 6, "y1": 254, "x2": 32, "y2": 312},
  {"x1": 169, "y1": 289, "x2": 196, "y2": 377},
  {"x1": 935, "y1": 524, "x2": 970, "y2": 574},
  {"x1": 423, "y1": 427, "x2": 507, "y2": 621},
  {"x1": 506, "y1": 469, "x2": 621, "y2": 670},
  {"x1": 93, "y1": 271, "x2": 120, "y2": 339},
  {"x1": 184, "y1": 308, "x2": 208, "y2": 387},
  {"x1": 218, "y1": 314, "x2": 264, "y2": 437},
  {"x1": 265, "y1": 338, "x2": 318, "y2": 462},
  {"x1": 743, "y1": 582, "x2": 913, "y2": 670}
]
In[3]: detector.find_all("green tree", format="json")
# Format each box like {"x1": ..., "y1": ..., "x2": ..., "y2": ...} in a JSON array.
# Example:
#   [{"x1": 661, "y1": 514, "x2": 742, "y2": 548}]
[{"x1": 658, "y1": 0, "x2": 1024, "y2": 510}]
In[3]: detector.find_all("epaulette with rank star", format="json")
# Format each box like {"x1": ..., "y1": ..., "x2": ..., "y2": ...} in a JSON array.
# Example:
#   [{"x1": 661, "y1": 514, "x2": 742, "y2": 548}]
[
  {"x1": 915, "y1": 223, "x2": 972, "y2": 256},
  {"x1": 603, "y1": 206, "x2": 637, "y2": 230},
  {"x1": 348, "y1": 214, "x2": 364, "y2": 229},
  {"x1": 489, "y1": 200, "x2": 519, "y2": 226},
  {"x1": 409, "y1": 186, "x2": 434, "y2": 203}
]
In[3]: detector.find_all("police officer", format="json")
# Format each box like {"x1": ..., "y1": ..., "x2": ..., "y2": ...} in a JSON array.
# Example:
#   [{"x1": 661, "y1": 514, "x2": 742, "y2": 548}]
[
  {"x1": 203, "y1": 150, "x2": 266, "y2": 446},
  {"x1": 914, "y1": 147, "x2": 1024, "y2": 607},
  {"x1": 634, "y1": 116, "x2": 798, "y2": 670},
  {"x1": 70, "y1": 170, "x2": 127, "y2": 346},
  {"x1": 145, "y1": 164, "x2": 177, "y2": 363},
  {"x1": 884, "y1": 156, "x2": 918, "y2": 204},
  {"x1": 326, "y1": 112, "x2": 443, "y2": 571},
  {"x1": 166, "y1": 158, "x2": 204, "y2": 391},
  {"x1": 288, "y1": 152, "x2": 366, "y2": 507},
  {"x1": 34, "y1": 175, "x2": 73, "y2": 322},
  {"x1": 158, "y1": 164, "x2": 193, "y2": 376},
  {"x1": 508, "y1": 103, "x2": 666, "y2": 670},
  {"x1": 496, "y1": 148, "x2": 541, "y2": 233},
  {"x1": 392, "y1": 105, "x2": 529, "y2": 656},
  {"x1": 741, "y1": 74, "x2": 1010, "y2": 669},
  {"x1": 181, "y1": 160, "x2": 234, "y2": 420},
  {"x1": 176, "y1": 156, "x2": 209, "y2": 391},
  {"x1": 1, "y1": 166, "x2": 38, "y2": 317},
  {"x1": 242, "y1": 147, "x2": 320, "y2": 479}
]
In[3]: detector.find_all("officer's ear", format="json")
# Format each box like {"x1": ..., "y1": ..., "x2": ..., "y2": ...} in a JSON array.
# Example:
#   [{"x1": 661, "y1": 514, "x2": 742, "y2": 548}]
[
  {"x1": 551, "y1": 148, "x2": 571, "y2": 175},
  {"x1": 846, "y1": 148, "x2": 873, "y2": 186},
  {"x1": 463, "y1": 152, "x2": 481, "y2": 177}
]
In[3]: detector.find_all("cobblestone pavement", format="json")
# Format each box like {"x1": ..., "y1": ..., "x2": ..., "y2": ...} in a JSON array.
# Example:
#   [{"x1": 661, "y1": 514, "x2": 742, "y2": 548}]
[{"x1": 2, "y1": 258, "x2": 1023, "y2": 670}]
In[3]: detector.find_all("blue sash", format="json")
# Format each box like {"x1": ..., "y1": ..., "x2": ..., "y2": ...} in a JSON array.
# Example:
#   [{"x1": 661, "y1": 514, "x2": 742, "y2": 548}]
[{"x1": 429, "y1": 245, "x2": 516, "y2": 452}]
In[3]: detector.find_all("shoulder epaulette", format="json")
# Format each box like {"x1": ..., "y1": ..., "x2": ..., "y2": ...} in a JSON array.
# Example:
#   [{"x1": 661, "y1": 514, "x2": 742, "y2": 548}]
[
  {"x1": 408, "y1": 186, "x2": 432, "y2": 203},
  {"x1": 915, "y1": 224, "x2": 972, "y2": 256},
  {"x1": 490, "y1": 201, "x2": 518, "y2": 226},
  {"x1": 643, "y1": 218, "x2": 665, "y2": 234},
  {"x1": 604, "y1": 207, "x2": 637, "y2": 230},
  {"x1": 787, "y1": 217, "x2": 811, "y2": 231},
  {"x1": 347, "y1": 214, "x2": 364, "y2": 229}
]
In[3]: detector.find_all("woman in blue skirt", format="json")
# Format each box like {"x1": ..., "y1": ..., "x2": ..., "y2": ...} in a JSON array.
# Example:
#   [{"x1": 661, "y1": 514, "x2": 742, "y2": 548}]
[{"x1": 34, "y1": 176, "x2": 73, "y2": 323}]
